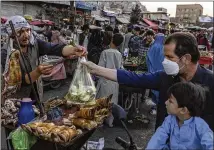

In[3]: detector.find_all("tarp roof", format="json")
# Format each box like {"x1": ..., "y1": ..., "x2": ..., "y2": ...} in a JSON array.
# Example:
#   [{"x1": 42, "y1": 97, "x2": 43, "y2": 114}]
[
  {"x1": 92, "y1": 15, "x2": 109, "y2": 22},
  {"x1": 143, "y1": 18, "x2": 158, "y2": 27},
  {"x1": 116, "y1": 17, "x2": 130, "y2": 24}
]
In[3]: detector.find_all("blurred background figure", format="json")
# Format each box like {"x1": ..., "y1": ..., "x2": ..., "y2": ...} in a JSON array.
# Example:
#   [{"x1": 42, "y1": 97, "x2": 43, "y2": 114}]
[{"x1": 146, "y1": 33, "x2": 165, "y2": 115}]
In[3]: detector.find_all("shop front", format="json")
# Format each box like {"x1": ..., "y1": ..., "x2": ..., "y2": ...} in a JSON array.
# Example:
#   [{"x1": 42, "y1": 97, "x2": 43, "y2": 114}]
[
  {"x1": 102, "y1": 10, "x2": 117, "y2": 26},
  {"x1": 75, "y1": 1, "x2": 96, "y2": 25}
]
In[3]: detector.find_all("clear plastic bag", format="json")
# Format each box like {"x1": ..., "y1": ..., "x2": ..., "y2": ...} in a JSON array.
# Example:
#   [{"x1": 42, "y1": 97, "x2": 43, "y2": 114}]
[{"x1": 65, "y1": 57, "x2": 96, "y2": 105}]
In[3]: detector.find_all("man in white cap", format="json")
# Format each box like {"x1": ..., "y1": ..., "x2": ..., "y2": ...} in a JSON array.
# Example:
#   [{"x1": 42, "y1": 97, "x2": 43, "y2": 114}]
[{"x1": 1, "y1": 16, "x2": 86, "y2": 101}]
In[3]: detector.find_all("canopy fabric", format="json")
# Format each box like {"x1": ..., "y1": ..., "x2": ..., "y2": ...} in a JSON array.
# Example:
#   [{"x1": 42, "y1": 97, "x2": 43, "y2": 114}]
[
  {"x1": 103, "y1": 10, "x2": 117, "y2": 17},
  {"x1": 187, "y1": 26, "x2": 201, "y2": 30},
  {"x1": 89, "y1": 25, "x2": 102, "y2": 30},
  {"x1": 1, "y1": 17, "x2": 7, "y2": 24},
  {"x1": 143, "y1": 18, "x2": 158, "y2": 27},
  {"x1": 138, "y1": 21, "x2": 149, "y2": 28},
  {"x1": 29, "y1": 20, "x2": 54, "y2": 26},
  {"x1": 116, "y1": 17, "x2": 129, "y2": 24},
  {"x1": 208, "y1": 27, "x2": 213, "y2": 31},
  {"x1": 75, "y1": 1, "x2": 96, "y2": 11},
  {"x1": 93, "y1": 15, "x2": 109, "y2": 22},
  {"x1": 143, "y1": 18, "x2": 158, "y2": 29}
]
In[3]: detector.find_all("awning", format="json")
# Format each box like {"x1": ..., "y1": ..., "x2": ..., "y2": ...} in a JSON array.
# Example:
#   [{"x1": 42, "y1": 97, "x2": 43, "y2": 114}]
[
  {"x1": 143, "y1": 18, "x2": 158, "y2": 29},
  {"x1": 138, "y1": 21, "x2": 149, "y2": 28},
  {"x1": 29, "y1": 19, "x2": 54, "y2": 26},
  {"x1": 1, "y1": 17, "x2": 7, "y2": 24},
  {"x1": 116, "y1": 17, "x2": 129, "y2": 24},
  {"x1": 75, "y1": 1, "x2": 96, "y2": 11},
  {"x1": 103, "y1": 10, "x2": 117, "y2": 17},
  {"x1": 93, "y1": 15, "x2": 109, "y2": 22}
]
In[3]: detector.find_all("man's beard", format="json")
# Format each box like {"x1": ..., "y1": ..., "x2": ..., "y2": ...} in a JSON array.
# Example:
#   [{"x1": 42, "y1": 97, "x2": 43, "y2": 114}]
[{"x1": 20, "y1": 44, "x2": 27, "y2": 48}]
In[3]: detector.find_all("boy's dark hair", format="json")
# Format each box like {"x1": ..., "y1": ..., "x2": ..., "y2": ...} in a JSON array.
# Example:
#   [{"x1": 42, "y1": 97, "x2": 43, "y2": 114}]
[
  {"x1": 103, "y1": 31, "x2": 113, "y2": 46},
  {"x1": 139, "y1": 29, "x2": 145, "y2": 35},
  {"x1": 113, "y1": 28, "x2": 119, "y2": 34},
  {"x1": 146, "y1": 30, "x2": 155, "y2": 36},
  {"x1": 167, "y1": 82, "x2": 206, "y2": 117},
  {"x1": 105, "y1": 25, "x2": 114, "y2": 32},
  {"x1": 164, "y1": 32, "x2": 200, "y2": 64},
  {"x1": 82, "y1": 24, "x2": 89, "y2": 31},
  {"x1": 112, "y1": 33, "x2": 124, "y2": 47},
  {"x1": 127, "y1": 27, "x2": 132, "y2": 32}
]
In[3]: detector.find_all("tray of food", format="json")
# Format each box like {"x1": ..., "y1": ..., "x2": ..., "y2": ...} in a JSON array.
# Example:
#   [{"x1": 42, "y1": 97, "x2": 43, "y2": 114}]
[{"x1": 21, "y1": 94, "x2": 113, "y2": 146}]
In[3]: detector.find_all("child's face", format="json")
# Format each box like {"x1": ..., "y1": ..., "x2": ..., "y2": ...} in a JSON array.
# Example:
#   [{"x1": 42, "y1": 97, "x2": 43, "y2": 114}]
[{"x1": 165, "y1": 94, "x2": 183, "y2": 115}]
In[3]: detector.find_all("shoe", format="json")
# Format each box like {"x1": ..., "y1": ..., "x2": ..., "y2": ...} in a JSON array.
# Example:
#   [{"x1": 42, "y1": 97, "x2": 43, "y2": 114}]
[{"x1": 145, "y1": 98, "x2": 156, "y2": 106}]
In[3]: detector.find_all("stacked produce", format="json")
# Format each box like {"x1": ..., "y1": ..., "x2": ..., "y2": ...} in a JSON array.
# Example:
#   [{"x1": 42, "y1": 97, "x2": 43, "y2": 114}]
[{"x1": 200, "y1": 51, "x2": 213, "y2": 57}]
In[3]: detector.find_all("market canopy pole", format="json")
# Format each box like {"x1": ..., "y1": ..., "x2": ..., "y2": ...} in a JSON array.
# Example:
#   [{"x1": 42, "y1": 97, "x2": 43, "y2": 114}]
[{"x1": 9, "y1": 21, "x2": 45, "y2": 116}]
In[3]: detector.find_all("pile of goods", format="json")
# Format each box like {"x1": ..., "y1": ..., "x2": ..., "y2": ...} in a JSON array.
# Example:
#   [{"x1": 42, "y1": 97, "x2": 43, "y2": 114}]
[
  {"x1": 199, "y1": 51, "x2": 213, "y2": 65},
  {"x1": 1, "y1": 99, "x2": 40, "y2": 126},
  {"x1": 21, "y1": 95, "x2": 112, "y2": 145},
  {"x1": 124, "y1": 55, "x2": 147, "y2": 69},
  {"x1": 200, "y1": 51, "x2": 213, "y2": 57},
  {"x1": 22, "y1": 122, "x2": 81, "y2": 143}
]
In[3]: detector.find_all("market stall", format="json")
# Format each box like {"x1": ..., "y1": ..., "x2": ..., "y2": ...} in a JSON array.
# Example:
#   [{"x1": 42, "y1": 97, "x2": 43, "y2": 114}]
[
  {"x1": 2, "y1": 95, "x2": 112, "y2": 150},
  {"x1": 1, "y1": 22, "x2": 112, "y2": 150}
]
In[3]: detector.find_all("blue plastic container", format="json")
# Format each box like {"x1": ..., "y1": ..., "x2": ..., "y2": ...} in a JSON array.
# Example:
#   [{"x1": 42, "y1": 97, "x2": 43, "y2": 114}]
[{"x1": 18, "y1": 98, "x2": 35, "y2": 126}]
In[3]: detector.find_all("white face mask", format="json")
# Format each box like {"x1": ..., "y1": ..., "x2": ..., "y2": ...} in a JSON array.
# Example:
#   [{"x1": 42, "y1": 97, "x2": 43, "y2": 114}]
[{"x1": 162, "y1": 58, "x2": 180, "y2": 76}]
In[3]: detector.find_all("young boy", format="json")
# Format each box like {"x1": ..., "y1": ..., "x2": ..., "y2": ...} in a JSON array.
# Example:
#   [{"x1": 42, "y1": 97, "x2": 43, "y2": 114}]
[
  {"x1": 146, "y1": 82, "x2": 213, "y2": 150},
  {"x1": 96, "y1": 33, "x2": 124, "y2": 127}
]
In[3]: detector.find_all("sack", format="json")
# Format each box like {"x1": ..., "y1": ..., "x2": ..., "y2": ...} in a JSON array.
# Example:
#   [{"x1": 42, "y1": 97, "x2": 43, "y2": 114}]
[{"x1": 65, "y1": 57, "x2": 96, "y2": 105}]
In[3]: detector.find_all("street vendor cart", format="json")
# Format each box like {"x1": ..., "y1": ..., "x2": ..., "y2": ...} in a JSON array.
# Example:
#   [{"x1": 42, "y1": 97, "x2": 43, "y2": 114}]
[
  {"x1": 1, "y1": 21, "x2": 112, "y2": 150},
  {"x1": 3, "y1": 95, "x2": 112, "y2": 150}
]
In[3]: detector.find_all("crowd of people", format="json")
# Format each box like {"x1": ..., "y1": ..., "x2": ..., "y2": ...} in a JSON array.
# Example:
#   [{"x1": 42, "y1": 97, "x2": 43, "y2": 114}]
[{"x1": 1, "y1": 15, "x2": 214, "y2": 149}]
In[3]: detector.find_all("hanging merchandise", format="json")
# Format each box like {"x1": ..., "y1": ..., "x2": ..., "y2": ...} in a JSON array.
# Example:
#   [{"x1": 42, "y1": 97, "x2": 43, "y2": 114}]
[
  {"x1": 2, "y1": 46, "x2": 22, "y2": 101},
  {"x1": 64, "y1": 57, "x2": 96, "y2": 105}
]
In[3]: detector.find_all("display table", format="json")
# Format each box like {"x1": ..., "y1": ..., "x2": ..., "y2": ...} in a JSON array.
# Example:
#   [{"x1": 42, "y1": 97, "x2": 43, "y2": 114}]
[{"x1": 3, "y1": 124, "x2": 96, "y2": 150}]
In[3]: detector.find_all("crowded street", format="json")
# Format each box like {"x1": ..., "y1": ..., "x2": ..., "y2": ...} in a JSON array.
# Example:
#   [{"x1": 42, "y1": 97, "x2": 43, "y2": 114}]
[{"x1": 1, "y1": 1, "x2": 214, "y2": 150}]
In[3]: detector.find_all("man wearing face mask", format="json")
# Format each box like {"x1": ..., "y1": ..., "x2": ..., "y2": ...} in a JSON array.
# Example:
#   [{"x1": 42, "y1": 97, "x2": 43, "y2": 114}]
[
  {"x1": 1, "y1": 16, "x2": 86, "y2": 102},
  {"x1": 82, "y1": 32, "x2": 214, "y2": 131}
]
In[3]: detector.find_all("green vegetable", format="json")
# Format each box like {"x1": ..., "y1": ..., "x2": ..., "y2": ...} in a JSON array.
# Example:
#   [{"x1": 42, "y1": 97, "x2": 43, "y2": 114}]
[{"x1": 11, "y1": 128, "x2": 37, "y2": 150}]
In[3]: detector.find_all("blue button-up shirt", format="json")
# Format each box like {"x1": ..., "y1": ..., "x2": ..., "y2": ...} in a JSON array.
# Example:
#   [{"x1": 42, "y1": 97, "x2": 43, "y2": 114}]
[{"x1": 146, "y1": 115, "x2": 213, "y2": 150}]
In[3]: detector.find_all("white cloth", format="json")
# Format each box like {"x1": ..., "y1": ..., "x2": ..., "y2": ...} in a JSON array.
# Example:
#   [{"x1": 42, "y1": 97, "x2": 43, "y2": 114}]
[{"x1": 5, "y1": 16, "x2": 31, "y2": 35}]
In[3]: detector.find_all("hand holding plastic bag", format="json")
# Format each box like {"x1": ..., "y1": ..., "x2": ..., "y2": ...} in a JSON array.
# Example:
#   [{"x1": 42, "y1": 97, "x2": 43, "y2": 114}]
[{"x1": 65, "y1": 57, "x2": 96, "y2": 105}]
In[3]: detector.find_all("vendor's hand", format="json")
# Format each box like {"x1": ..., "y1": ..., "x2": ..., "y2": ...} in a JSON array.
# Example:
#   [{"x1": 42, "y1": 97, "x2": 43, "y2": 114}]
[
  {"x1": 81, "y1": 61, "x2": 99, "y2": 74},
  {"x1": 36, "y1": 64, "x2": 54, "y2": 75},
  {"x1": 62, "y1": 45, "x2": 87, "y2": 58}
]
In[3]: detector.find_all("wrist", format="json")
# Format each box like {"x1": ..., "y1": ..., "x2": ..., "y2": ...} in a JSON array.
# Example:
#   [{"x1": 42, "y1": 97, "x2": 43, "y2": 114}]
[
  {"x1": 62, "y1": 45, "x2": 74, "y2": 56},
  {"x1": 95, "y1": 66, "x2": 104, "y2": 76},
  {"x1": 35, "y1": 67, "x2": 42, "y2": 75}
]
